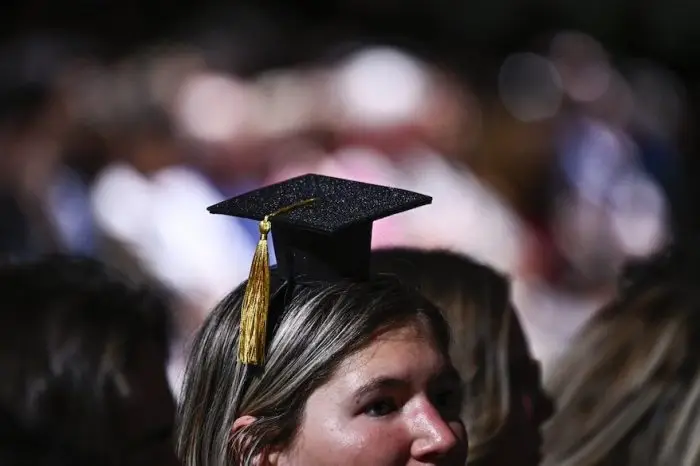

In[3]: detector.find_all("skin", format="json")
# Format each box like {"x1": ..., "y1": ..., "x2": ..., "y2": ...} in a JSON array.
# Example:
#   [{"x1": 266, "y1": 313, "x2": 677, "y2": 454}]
[{"x1": 238, "y1": 325, "x2": 468, "y2": 465}]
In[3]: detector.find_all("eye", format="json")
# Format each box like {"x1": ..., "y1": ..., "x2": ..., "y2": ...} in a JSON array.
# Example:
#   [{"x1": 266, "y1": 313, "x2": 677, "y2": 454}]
[{"x1": 363, "y1": 398, "x2": 399, "y2": 417}]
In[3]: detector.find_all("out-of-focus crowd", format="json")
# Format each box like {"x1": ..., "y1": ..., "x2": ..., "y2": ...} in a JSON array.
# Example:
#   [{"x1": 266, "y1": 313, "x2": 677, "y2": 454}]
[{"x1": 0, "y1": 28, "x2": 682, "y2": 393}]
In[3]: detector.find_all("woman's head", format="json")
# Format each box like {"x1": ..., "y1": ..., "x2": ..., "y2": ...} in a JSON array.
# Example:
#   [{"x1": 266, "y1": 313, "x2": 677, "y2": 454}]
[
  {"x1": 371, "y1": 248, "x2": 552, "y2": 465},
  {"x1": 177, "y1": 275, "x2": 467, "y2": 465},
  {"x1": 0, "y1": 255, "x2": 178, "y2": 466},
  {"x1": 544, "y1": 244, "x2": 700, "y2": 466}
]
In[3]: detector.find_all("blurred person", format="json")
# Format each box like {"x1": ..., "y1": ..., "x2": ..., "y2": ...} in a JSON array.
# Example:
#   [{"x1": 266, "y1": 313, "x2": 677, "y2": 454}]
[
  {"x1": 0, "y1": 255, "x2": 179, "y2": 465},
  {"x1": 499, "y1": 36, "x2": 671, "y2": 377},
  {"x1": 468, "y1": 68, "x2": 558, "y2": 230},
  {"x1": 171, "y1": 66, "x2": 319, "y2": 188},
  {"x1": 367, "y1": 68, "x2": 528, "y2": 272},
  {"x1": 543, "y1": 241, "x2": 700, "y2": 465},
  {"x1": 388, "y1": 58, "x2": 558, "y2": 277},
  {"x1": 0, "y1": 84, "x2": 56, "y2": 255},
  {"x1": 372, "y1": 248, "x2": 553, "y2": 465},
  {"x1": 0, "y1": 35, "x2": 97, "y2": 258},
  {"x1": 388, "y1": 147, "x2": 525, "y2": 274},
  {"x1": 88, "y1": 93, "x2": 256, "y2": 394},
  {"x1": 255, "y1": 56, "x2": 523, "y2": 269},
  {"x1": 172, "y1": 54, "x2": 420, "y2": 249},
  {"x1": 548, "y1": 115, "x2": 664, "y2": 289},
  {"x1": 315, "y1": 64, "x2": 525, "y2": 273},
  {"x1": 514, "y1": 77, "x2": 668, "y2": 377},
  {"x1": 171, "y1": 46, "x2": 525, "y2": 272},
  {"x1": 178, "y1": 175, "x2": 467, "y2": 466},
  {"x1": 545, "y1": 33, "x2": 669, "y2": 282},
  {"x1": 87, "y1": 61, "x2": 255, "y2": 323}
]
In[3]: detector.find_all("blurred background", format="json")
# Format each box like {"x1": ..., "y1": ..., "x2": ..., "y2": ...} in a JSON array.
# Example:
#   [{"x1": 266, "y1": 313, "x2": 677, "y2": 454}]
[{"x1": 1, "y1": 0, "x2": 697, "y2": 395}]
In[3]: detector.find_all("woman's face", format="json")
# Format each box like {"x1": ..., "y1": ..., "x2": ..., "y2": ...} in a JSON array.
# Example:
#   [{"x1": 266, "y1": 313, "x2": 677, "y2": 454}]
[{"x1": 273, "y1": 325, "x2": 467, "y2": 466}]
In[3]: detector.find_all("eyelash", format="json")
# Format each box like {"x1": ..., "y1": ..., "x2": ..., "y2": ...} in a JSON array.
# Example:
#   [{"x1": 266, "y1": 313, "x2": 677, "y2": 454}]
[
  {"x1": 363, "y1": 398, "x2": 399, "y2": 417},
  {"x1": 362, "y1": 386, "x2": 463, "y2": 419}
]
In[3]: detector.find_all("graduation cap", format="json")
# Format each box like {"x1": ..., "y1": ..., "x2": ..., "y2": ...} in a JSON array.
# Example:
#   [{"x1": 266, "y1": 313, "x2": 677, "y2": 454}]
[{"x1": 207, "y1": 173, "x2": 432, "y2": 365}]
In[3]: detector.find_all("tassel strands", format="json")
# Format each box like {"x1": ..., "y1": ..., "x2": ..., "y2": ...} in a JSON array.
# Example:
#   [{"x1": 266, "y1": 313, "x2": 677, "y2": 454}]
[
  {"x1": 237, "y1": 198, "x2": 317, "y2": 365},
  {"x1": 238, "y1": 217, "x2": 272, "y2": 365}
]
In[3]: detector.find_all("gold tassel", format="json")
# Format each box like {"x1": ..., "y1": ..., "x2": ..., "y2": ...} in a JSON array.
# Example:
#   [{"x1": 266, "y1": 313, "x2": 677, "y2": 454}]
[
  {"x1": 237, "y1": 198, "x2": 317, "y2": 365},
  {"x1": 238, "y1": 217, "x2": 272, "y2": 365}
]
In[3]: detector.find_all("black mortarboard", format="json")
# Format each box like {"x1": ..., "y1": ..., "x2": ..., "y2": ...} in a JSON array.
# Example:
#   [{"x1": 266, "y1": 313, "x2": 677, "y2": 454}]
[
  {"x1": 208, "y1": 173, "x2": 432, "y2": 282},
  {"x1": 207, "y1": 173, "x2": 432, "y2": 365}
]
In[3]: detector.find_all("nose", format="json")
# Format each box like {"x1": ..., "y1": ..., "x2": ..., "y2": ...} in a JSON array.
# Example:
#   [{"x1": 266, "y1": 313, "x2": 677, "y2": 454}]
[{"x1": 409, "y1": 399, "x2": 465, "y2": 462}]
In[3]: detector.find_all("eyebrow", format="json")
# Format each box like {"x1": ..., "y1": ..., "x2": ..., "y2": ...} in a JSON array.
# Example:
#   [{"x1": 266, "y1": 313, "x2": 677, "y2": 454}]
[
  {"x1": 352, "y1": 367, "x2": 463, "y2": 404},
  {"x1": 352, "y1": 377, "x2": 409, "y2": 404}
]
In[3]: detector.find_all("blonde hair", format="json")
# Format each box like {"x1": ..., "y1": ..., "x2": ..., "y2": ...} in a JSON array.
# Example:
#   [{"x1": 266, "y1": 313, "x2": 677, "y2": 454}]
[
  {"x1": 177, "y1": 276, "x2": 451, "y2": 466},
  {"x1": 544, "y1": 270, "x2": 700, "y2": 465},
  {"x1": 372, "y1": 248, "x2": 513, "y2": 463}
]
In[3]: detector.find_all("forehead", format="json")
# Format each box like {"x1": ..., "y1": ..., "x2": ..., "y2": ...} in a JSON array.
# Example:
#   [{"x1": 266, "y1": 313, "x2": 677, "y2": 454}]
[{"x1": 329, "y1": 325, "x2": 447, "y2": 387}]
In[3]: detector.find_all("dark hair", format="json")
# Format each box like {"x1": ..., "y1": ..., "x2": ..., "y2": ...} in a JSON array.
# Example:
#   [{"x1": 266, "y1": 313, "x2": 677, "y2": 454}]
[
  {"x1": 0, "y1": 254, "x2": 173, "y2": 465},
  {"x1": 371, "y1": 248, "x2": 510, "y2": 311}
]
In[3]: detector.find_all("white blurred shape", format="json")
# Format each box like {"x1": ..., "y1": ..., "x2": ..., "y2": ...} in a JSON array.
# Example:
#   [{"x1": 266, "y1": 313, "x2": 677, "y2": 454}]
[
  {"x1": 91, "y1": 163, "x2": 254, "y2": 310},
  {"x1": 336, "y1": 47, "x2": 428, "y2": 127},
  {"x1": 393, "y1": 149, "x2": 524, "y2": 275},
  {"x1": 175, "y1": 72, "x2": 251, "y2": 143},
  {"x1": 563, "y1": 120, "x2": 629, "y2": 206},
  {"x1": 608, "y1": 171, "x2": 667, "y2": 256},
  {"x1": 498, "y1": 53, "x2": 563, "y2": 122},
  {"x1": 512, "y1": 278, "x2": 606, "y2": 380}
]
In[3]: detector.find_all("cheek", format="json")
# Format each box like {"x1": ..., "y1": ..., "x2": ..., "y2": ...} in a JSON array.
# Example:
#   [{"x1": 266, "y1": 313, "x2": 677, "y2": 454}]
[{"x1": 295, "y1": 416, "x2": 413, "y2": 465}]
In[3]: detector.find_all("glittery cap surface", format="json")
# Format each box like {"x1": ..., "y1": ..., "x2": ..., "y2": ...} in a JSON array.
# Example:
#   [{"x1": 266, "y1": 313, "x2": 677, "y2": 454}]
[
  {"x1": 208, "y1": 174, "x2": 432, "y2": 282},
  {"x1": 208, "y1": 173, "x2": 432, "y2": 234}
]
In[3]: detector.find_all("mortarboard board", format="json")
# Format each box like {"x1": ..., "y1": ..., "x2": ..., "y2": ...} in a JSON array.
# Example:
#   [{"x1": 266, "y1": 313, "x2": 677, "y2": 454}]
[{"x1": 207, "y1": 173, "x2": 432, "y2": 365}]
